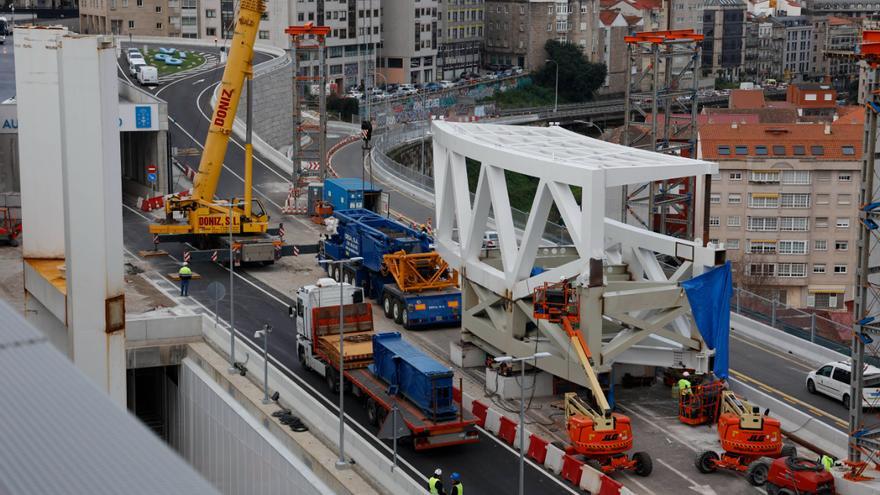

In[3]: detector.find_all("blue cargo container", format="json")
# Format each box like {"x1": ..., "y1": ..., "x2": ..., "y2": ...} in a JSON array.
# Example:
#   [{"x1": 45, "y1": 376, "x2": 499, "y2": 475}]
[
  {"x1": 323, "y1": 178, "x2": 381, "y2": 213},
  {"x1": 369, "y1": 332, "x2": 458, "y2": 420},
  {"x1": 320, "y1": 208, "x2": 461, "y2": 329}
]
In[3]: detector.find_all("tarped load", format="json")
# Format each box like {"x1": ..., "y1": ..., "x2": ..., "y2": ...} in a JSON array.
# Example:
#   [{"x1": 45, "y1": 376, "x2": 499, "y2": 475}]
[
  {"x1": 680, "y1": 261, "x2": 733, "y2": 379},
  {"x1": 369, "y1": 332, "x2": 458, "y2": 420}
]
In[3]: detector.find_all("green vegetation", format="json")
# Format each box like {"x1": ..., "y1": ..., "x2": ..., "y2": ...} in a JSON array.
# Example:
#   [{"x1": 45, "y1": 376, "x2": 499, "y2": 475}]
[
  {"x1": 533, "y1": 40, "x2": 607, "y2": 103},
  {"x1": 327, "y1": 95, "x2": 359, "y2": 122},
  {"x1": 143, "y1": 49, "x2": 206, "y2": 77},
  {"x1": 489, "y1": 85, "x2": 558, "y2": 109}
]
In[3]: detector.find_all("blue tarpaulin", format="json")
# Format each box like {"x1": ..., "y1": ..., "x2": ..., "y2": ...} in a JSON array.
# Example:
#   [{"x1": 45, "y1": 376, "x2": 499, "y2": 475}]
[{"x1": 680, "y1": 261, "x2": 733, "y2": 379}]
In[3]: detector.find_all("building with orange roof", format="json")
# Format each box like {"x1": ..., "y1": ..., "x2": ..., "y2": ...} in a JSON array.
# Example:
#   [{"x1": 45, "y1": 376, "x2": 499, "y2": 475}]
[{"x1": 698, "y1": 115, "x2": 862, "y2": 310}]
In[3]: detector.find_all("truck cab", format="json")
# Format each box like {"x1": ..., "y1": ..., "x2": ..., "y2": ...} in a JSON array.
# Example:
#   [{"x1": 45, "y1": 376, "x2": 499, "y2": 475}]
[{"x1": 294, "y1": 278, "x2": 367, "y2": 375}]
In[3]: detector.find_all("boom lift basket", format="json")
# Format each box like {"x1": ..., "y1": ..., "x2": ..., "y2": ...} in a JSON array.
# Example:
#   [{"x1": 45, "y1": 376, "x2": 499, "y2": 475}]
[{"x1": 679, "y1": 381, "x2": 724, "y2": 426}]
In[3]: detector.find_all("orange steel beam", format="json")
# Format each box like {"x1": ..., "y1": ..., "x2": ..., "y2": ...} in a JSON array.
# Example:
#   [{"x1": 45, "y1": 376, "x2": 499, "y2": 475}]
[
  {"x1": 625, "y1": 29, "x2": 704, "y2": 44},
  {"x1": 285, "y1": 22, "x2": 331, "y2": 37}
]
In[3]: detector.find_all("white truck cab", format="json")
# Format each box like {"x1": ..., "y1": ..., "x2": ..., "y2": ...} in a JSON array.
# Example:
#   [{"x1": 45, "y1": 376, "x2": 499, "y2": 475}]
[{"x1": 293, "y1": 278, "x2": 362, "y2": 375}]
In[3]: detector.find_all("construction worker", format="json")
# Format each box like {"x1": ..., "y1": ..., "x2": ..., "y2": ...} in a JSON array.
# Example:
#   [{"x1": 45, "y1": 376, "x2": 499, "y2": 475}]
[
  {"x1": 428, "y1": 468, "x2": 446, "y2": 495},
  {"x1": 678, "y1": 371, "x2": 693, "y2": 396},
  {"x1": 820, "y1": 454, "x2": 835, "y2": 471},
  {"x1": 449, "y1": 472, "x2": 462, "y2": 495},
  {"x1": 178, "y1": 262, "x2": 193, "y2": 296}
]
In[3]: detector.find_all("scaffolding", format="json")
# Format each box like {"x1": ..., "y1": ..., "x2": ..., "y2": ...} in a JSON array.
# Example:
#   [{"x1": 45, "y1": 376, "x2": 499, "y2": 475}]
[
  {"x1": 282, "y1": 23, "x2": 330, "y2": 215},
  {"x1": 849, "y1": 29, "x2": 880, "y2": 474},
  {"x1": 622, "y1": 30, "x2": 705, "y2": 240}
]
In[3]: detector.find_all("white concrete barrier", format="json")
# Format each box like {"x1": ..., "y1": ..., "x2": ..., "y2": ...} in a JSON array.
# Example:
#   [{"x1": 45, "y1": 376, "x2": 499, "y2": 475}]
[
  {"x1": 484, "y1": 408, "x2": 502, "y2": 435},
  {"x1": 579, "y1": 465, "x2": 602, "y2": 493},
  {"x1": 461, "y1": 390, "x2": 475, "y2": 416},
  {"x1": 544, "y1": 444, "x2": 565, "y2": 475},
  {"x1": 731, "y1": 313, "x2": 846, "y2": 367},
  {"x1": 126, "y1": 313, "x2": 202, "y2": 342}
]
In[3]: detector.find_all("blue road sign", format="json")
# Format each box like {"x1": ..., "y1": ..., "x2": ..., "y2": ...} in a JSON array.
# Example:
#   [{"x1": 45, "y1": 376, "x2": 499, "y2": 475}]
[{"x1": 147, "y1": 172, "x2": 157, "y2": 183}]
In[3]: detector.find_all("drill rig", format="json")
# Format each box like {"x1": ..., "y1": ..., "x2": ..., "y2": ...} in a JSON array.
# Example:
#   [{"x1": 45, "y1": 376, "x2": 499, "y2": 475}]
[
  {"x1": 534, "y1": 280, "x2": 653, "y2": 476},
  {"x1": 149, "y1": 0, "x2": 284, "y2": 264},
  {"x1": 695, "y1": 389, "x2": 797, "y2": 486}
]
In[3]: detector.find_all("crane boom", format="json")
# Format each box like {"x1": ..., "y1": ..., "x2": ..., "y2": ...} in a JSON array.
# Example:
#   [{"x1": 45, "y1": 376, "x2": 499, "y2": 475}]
[{"x1": 192, "y1": 0, "x2": 264, "y2": 203}]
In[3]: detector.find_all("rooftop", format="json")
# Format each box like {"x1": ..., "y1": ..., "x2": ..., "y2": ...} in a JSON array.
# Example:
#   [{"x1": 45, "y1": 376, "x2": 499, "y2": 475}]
[
  {"x1": 699, "y1": 122, "x2": 862, "y2": 160},
  {"x1": 729, "y1": 89, "x2": 766, "y2": 109}
]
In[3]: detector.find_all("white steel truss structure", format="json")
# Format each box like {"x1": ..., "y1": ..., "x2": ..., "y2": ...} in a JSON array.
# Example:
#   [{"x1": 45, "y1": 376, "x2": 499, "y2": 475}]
[{"x1": 432, "y1": 122, "x2": 725, "y2": 388}]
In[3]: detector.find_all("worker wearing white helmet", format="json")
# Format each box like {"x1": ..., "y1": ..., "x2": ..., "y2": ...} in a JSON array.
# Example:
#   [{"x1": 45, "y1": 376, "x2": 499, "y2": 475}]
[
  {"x1": 428, "y1": 468, "x2": 446, "y2": 495},
  {"x1": 178, "y1": 262, "x2": 193, "y2": 297},
  {"x1": 678, "y1": 371, "x2": 693, "y2": 396}
]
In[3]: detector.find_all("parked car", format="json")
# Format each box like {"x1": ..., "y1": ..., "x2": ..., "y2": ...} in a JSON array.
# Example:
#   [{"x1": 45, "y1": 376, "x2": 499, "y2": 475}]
[
  {"x1": 482, "y1": 231, "x2": 499, "y2": 249},
  {"x1": 129, "y1": 59, "x2": 147, "y2": 77},
  {"x1": 137, "y1": 65, "x2": 159, "y2": 86},
  {"x1": 806, "y1": 361, "x2": 880, "y2": 409},
  {"x1": 424, "y1": 82, "x2": 441, "y2": 91},
  {"x1": 126, "y1": 48, "x2": 144, "y2": 64},
  {"x1": 398, "y1": 83, "x2": 418, "y2": 95},
  {"x1": 439, "y1": 80, "x2": 455, "y2": 89},
  {"x1": 346, "y1": 90, "x2": 364, "y2": 100}
]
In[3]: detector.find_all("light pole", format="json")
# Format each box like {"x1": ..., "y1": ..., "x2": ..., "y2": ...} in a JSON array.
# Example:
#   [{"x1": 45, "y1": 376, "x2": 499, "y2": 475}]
[
  {"x1": 545, "y1": 59, "x2": 558, "y2": 113},
  {"x1": 494, "y1": 352, "x2": 552, "y2": 495},
  {"x1": 254, "y1": 324, "x2": 273, "y2": 404},
  {"x1": 317, "y1": 256, "x2": 364, "y2": 470},
  {"x1": 228, "y1": 199, "x2": 238, "y2": 373}
]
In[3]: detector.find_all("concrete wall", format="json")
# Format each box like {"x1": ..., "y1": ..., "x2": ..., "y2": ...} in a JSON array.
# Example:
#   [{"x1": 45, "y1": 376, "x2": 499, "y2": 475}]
[
  {"x1": 241, "y1": 64, "x2": 294, "y2": 151},
  {"x1": 0, "y1": 134, "x2": 19, "y2": 193},
  {"x1": 170, "y1": 359, "x2": 334, "y2": 495}
]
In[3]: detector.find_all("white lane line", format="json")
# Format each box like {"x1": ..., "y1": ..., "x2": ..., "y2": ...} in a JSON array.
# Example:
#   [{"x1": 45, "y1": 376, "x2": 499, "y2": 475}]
[
  {"x1": 192, "y1": 78, "x2": 206, "y2": 85},
  {"x1": 655, "y1": 459, "x2": 719, "y2": 495},
  {"x1": 473, "y1": 425, "x2": 580, "y2": 495},
  {"x1": 619, "y1": 474, "x2": 658, "y2": 495},
  {"x1": 121, "y1": 242, "x2": 429, "y2": 484}
]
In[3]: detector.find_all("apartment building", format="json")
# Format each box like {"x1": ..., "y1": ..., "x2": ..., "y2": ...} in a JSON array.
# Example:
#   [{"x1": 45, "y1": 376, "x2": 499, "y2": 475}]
[
  {"x1": 811, "y1": 16, "x2": 859, "y2": 85},
  {"x1": 484, "y1": 0, "x2": 598, "y2": 72},
  {"x1": 376, "y1": 0, "x2": 439, "y2": 84},
  {"x1": 701, "y1": 0, "x2": 747, "y2": 80},
  {"x1": 597, "y1": 10, "x2": 641, "y2": 94},
  {"x1": 744, "y1": 15, "x2": 784, "y2": 81},
  {"x1": 699, "y1": 88, "x2": 862, "y2": 310},
  {"x1": 438, "y1": 0, "x2": 485, "y2": 79},
  {"x1": 669, "y1": 0, "x2": 704, "y2": 31},
  {"x1": 80, "y1": 0, "x2": 183, "y2": 36}
]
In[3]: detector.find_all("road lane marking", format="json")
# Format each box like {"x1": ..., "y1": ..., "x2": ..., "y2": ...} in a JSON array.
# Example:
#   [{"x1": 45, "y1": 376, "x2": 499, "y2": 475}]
[
  {"x1": 729, "y1": 369, "x2": 847, "y2": 427},
  {"x1": 655, "y1": 458, "x2": 718, "y2": 495}
]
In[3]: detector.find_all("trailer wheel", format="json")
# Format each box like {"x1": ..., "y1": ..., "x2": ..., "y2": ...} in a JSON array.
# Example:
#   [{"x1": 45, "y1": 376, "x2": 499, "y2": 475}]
[
  {"x1": 297, "y1": 345, "x2": 309, "y2": 371},
  {"x1": 746, "y1": 459, "x2": 770, "y2": 486},
  {"x1": 401, "y1": 309, "x2": 410, "y2": 329},
  {"x1": 780, "y1": 444, "x2": 797, "y2": 459},
  {"x1": 695, "y1": 450, "x2": 719, "y2": 473},
  {"x1": 326, "y1": 368, "x2": 339, "y2": 393},
  {"x1": 366, "y1": 398, "x2": 379, "y2": 426},
  {"x1": 392, "y1": 300, "x2": 403, "y2": 324},
  {"x1": 632, "y1": 452, "x2": 653, "y2": 477},
  {"x1": 382, "y1": 295, "x2": 393, "y2": 318}
]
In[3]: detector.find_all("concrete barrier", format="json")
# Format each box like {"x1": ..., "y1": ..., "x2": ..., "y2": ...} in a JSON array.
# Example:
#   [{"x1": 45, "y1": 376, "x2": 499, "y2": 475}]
[
  {"x1": 579, "y1": 464, "x2": 602, "y2": 493},
  {"x1": 544, "y1": 443, "x2": 565, "y2": 475},
  {"x1": 126, "y1": 313, "x2": 202, "y2": 342},
  {"x1": 729, "y1": 378, "x2": 847, "y2": 459},
  {"x1": 731, "y1": 313, "x2": 846, "y2": 367},
  {"x1": 201, "y1": 316, "x2": 424, "y2": 495},
  {"x1": 484, "y1": 408, "x2": 502, "y2": 435}
]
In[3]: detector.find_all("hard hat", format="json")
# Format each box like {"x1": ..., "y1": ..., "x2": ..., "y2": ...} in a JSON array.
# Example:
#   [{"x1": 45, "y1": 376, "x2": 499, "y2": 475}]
[
  {"x1": 451, "y1": 472, "x2": 460, "y2": 481},
  {"x1": 682, "y1": 371, "x2": 690, "y2": 377},
  {"x1": 434, "y1": 468, "x2": 442, "y2": 476}
]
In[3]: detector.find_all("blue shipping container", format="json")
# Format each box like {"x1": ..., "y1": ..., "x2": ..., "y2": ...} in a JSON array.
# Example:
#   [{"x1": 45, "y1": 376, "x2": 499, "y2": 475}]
[
  {"x1": 323, "y1": 178, "x2": 381, "y2": 212},
  {"x1": 369, "y1": 332, "x2": 458, "y2": 420}
]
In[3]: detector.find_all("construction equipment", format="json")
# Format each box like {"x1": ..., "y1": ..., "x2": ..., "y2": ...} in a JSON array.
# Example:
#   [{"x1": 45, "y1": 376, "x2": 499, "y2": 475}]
[
  {"x1": 148, "y1": 0, "x2": 284, "y2": 264},
  {"x1": 695, "y1": 390, "x2": 797, "y2": 486},
  {"x1": 765, "y1": 456, "x2": 835, "y2": 495},
  {"x1": 319, "y1": 208, "x2": 461, "y2": 329},
  {"x1": 0, "y1": 193, "x2": 22, "y2": 246},
  {"x1": 294, "y1": 278, "x2": 479, "y2": 449},
  {"x1": 678, "y1": 380, "x2": 724, "y2": 425},
  {"x1": 534, "y1": 280, "x2": 653, "y2": 476}
]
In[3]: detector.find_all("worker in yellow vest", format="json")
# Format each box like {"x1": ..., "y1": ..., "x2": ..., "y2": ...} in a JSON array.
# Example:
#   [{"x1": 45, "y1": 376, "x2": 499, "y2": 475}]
[
  {"x1": 178, "y1": 262, "x2": 193, "y2": 296},
  {"x1": 820, "y1": 454, "x2": 834, "y2": 471},
  {"x1": 428, "y1": 468, "x2": 446, "y2": 495},
  {"x1": 678, "y1": 371, "x2": 693, "y2": 397},
  {"x1": 449, "y1": 472, "x2": 463, "y2": 495}
]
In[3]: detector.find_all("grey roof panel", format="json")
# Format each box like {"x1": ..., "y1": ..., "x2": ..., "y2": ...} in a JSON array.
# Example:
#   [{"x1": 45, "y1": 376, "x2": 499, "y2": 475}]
[{"x1": 0, "y1": 300, "x2": 219, "y2": 495}]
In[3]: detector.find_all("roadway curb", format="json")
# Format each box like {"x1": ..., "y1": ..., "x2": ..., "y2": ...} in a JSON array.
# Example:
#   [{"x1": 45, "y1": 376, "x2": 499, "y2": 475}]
[{"x1": 452, "y1": 385, "x2": 634, "y2": 495}]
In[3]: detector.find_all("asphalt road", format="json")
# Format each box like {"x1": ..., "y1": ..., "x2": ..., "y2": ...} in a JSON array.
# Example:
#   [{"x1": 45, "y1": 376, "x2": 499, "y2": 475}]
[{"x1": 118, "y1": 43, "x2": 576, "y2": 495}]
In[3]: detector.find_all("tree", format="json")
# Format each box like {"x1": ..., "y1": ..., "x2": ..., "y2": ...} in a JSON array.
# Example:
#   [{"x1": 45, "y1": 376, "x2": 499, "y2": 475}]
[{"x1": 533, "y1": 40, "x2": 607, "y2": 103}]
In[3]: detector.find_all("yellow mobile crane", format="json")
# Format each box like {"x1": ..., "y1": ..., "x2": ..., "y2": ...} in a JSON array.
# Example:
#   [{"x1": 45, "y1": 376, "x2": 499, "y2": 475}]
[{"x1": 150, "y1": 0, "x2": 283, "y2": 264}]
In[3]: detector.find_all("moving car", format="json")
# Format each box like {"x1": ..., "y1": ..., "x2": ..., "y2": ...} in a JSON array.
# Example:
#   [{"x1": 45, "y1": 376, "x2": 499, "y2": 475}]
[
  {"x1": 806, "y1": 361, "x2": 880, "y2": 409},
  {"x1": 137, "y1": 65, "x2": 159, "y2": 86},
  {"x1": 129, "y1": 59, "x2": 146, "y2": 77}
]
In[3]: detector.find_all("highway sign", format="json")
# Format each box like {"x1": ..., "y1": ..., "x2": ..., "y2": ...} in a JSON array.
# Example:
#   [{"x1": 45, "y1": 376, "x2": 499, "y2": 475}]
[{"x1": 147, "y1": 173, "x2": 157, "y2": 183}]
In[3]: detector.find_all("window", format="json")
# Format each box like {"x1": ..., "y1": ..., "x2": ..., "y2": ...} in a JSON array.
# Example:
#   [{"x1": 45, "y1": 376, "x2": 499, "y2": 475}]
[
  {"x1": 816, "y1": 171, "x2": 831, "y2": 181},
  {"x1": 811, "y1": 145, "x2": 824, "y2": 156},
  {"x1": 778, "y1": 263, "x2": 807, "y2": 277},
  {"x1": 710, "y1": 193, "x2": 721, "y2": 204},
  {"x1": 834, "y1": 264, "x2": 848, "y2": 274},
  {"x1": 750, "y1": 240, "x2": 777, "y2": 254},
  {"x1": 835, "y1": 240, "x2": 848, "y2": 251},
  {"x1": 750, "y1": 171, "x2": 780, "y2": 183},
  {"x1": 206, "y1": 8, "x2": 216, "y2": 17},
  {"x1": 836, "y1": 218, "x2": 850, "y2": 228},
  {"x1": 816, "y1": 194, "x2": 830, "y2": 205},
  {"x1": 259, "y1": 30, "x2": 269, "y2": 39},
  {"x1": 755, "y1": 145, "x2": 768, "y2": 155},
  {"x1": 817, "y1": 365, "x2": 833, "y2": 377},
  {"x1": 297, "y1": 12, "x2": 304, "y2": 21},
  {"x1": 735, "y1": 145, "x2": 748, "y2": 155},
  {"x1": 816, "y1": 217, "x2": 829, "y2": 228},
  {"x1": 815, "y1": 239, "x2": 827, "y2": 251},
  {"x1": 842, "y1": 145, "x2": 856, "y2": 156},
  {"x1": 128, "y1": 20, "x2": 135, "y2": 28},
  {"x1": 155, "y1": 5, "x2": 161, "y2": 12},
  {"x1": 749, "y1": 263, "x2": 776, "y2": 277},
  {"x1": 748, "y1": 216, "x2": 778, "y2": 231},
  {"x1": 136, "y1": 0, "x2": 142, "y2": 5},
  {"x1": 838, "y1": 173, "x2": 852, "y2": 182},
  {"x1": 778, "y1": 240, "x2": 808, "y2": 254},
  {"x1": 832, "y1": 367, "x2": 851, "y2": 384},
  {"x1": 727, "y1": 239, "x2": 740, "y2": 250},
  {"x1": 156, "y1": 22, "x2": 162, "y2": 28},
  {"x1": 728, "y1": 216, "x2": 741, "y2": 227},
  {"x1": 837, "y1": 194, "x2": 852, "y2": 205},
  {"x1": 780, "y1": 193, "x2": 810, "y2": 208},
  {"x1": 729, "y1": 171, "x2": 742, "y2": 181},
  {"x1": 772, "y1": 145, "x2": 786, "y2": 155},
  {"x1": 709, "y1": 216, "x2": 720, "y2": 227},
  {"x1": 780, "y1": 217, "x2": 809, "y2": 231},
  {"x1": 781, "y1": 170, "x2": 810, "y2": 185},
  {"x1": 206, "y1": 27, "x2": 216, "y2": 36},
  {"x1": 813, "y1": 264, "x2": 826, "y2": 273},
  {"x1": 728, "y1": 193, "x2": 742, "y2": 204},
  {"x1": 812, "y1": 292, "x2": 843, "y2": 309},
  {"x1": 749, "y1": 194, "x2": 779, "y2": 208},
  {"x1": 793, "y1": 145, "x2": 805, "y2": 156}
]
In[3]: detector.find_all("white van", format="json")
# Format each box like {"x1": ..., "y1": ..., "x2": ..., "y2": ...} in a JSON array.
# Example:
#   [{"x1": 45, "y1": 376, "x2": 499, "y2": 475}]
[{"x1": 137, "y1": 65, "x2": 159, "y2": 86}]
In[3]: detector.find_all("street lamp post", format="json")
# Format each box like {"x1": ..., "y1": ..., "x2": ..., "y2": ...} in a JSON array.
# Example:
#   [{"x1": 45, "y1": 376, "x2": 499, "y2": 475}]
[
  {"x1": 254, "y1": 324, "x2": 273, "y2": 404},
  {"x1": 545, "y1": 59, "x2": 558, "y2": 113},
  {"x1": 494, "y1": 352, "x2": 552, "y2": 495},
  {"x1": 317, "y1": 256, "x2": 364, "y2": 470}
]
